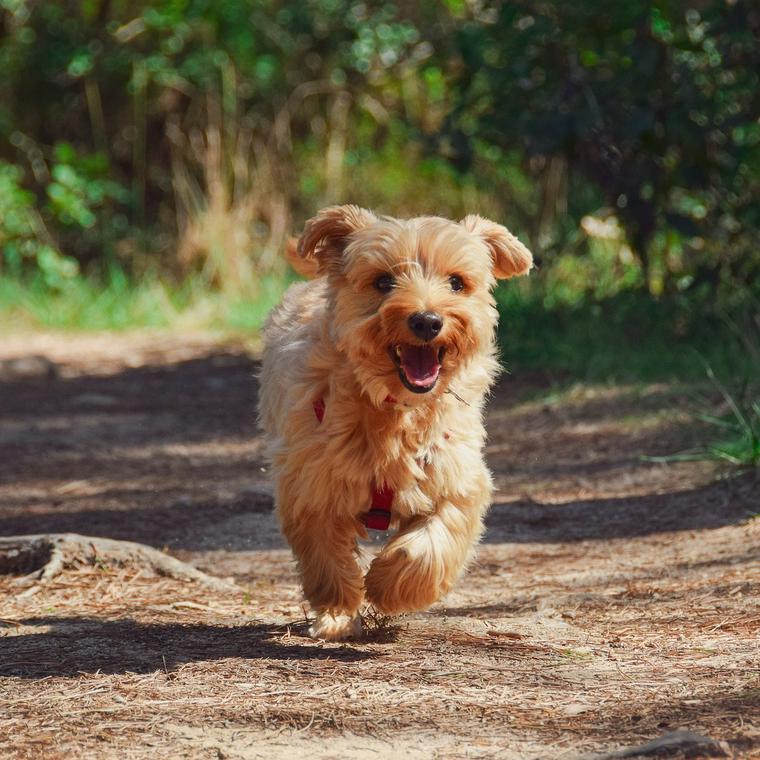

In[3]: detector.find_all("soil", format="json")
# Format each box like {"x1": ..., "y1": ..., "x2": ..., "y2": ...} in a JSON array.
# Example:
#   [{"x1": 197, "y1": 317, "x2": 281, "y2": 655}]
[{"x1": 1, "y1": 331, "x2": 758, "y2": 759}]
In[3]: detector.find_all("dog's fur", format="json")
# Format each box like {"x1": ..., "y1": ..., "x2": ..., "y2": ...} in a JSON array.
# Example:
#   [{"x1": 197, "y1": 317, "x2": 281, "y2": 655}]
[{"x1": 258, "y1": 206, "x2": 532, "y2": 640}]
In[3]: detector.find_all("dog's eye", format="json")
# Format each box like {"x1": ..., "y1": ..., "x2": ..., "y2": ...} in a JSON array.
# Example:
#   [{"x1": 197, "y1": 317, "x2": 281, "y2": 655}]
[
  {"x1": 374, "y1": 275, "x2": 395, "y2": 293},
  {"x1": 449, "y1": 275, "x2": 465, "y2": 292}
]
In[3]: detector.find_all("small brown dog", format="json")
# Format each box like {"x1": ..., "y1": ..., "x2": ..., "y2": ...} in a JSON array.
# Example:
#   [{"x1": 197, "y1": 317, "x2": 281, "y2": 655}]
[{"x1": 258, "y1": 206, "x2": 532, "y2": 640}]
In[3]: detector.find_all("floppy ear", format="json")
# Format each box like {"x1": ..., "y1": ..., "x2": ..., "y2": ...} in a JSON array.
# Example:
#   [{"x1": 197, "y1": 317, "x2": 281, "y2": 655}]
[
  {"x1": 284, "y1": 236, "x2": 319, "y2": 279},
  {"x1": 297, "y1": 205, "x2": 377, "y2": 274},
  {"x1": 461, "y1": 214, "x2": 533, "y2": 279}
]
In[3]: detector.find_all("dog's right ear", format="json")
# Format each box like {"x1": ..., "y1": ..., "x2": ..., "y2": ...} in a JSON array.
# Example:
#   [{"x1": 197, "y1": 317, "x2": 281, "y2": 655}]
[{"x1": 297, "y1": 205, "x2": 377, "y2": 274}]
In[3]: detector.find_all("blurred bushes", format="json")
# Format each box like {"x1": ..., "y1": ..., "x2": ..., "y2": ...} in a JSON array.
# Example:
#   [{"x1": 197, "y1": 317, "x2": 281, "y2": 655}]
[
  {"x1": 0, "y1": 159, "x2": 80, "y2": 287},
  {"x1": 442, "y1": 1, "x2": 760, "y2": 309},
  {"x1": 0, "y1": 0, "x2": 758, "y2": 351}
]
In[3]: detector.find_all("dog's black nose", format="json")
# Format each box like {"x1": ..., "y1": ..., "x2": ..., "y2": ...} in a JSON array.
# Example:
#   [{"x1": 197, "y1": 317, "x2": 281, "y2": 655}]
[{"x1": 408, "y1": 311, "x2": 443, "y2": 342}]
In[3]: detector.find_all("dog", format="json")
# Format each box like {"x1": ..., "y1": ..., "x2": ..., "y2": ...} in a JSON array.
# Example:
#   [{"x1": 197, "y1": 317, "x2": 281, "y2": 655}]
[{"x1": 258, "y1": 206, "x2": 532, "y2": 640}]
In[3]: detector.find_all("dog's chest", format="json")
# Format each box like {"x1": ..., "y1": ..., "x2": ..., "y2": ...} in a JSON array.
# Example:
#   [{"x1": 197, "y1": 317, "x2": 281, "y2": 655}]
[
  {"x1": 369, "y1": 414, "x2": 457, "y2": 496},
  {"x1": 320, "y1": 398, "x2": 482, "y2": 515}
]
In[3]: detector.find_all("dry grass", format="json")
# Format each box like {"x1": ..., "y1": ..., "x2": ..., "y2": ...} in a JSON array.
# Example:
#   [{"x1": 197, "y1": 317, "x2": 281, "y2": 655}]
[
  {"x1": 168, "y1": 96, "x2": 289, "y2": 297},
  {"x1": 2, "y1": 512, "x2": 758, "y2": 759}
]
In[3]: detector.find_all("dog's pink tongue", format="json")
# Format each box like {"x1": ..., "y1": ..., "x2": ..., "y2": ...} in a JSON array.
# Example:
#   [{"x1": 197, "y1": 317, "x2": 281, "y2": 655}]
[{"x1": 400, "y1": 344, "x2": 440, "y2": 386}]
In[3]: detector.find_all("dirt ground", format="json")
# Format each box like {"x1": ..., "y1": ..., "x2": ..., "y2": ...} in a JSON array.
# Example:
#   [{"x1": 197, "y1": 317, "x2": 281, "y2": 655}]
[{"x1": 0, "y1": 332, "x2": 758, "y2": 759}]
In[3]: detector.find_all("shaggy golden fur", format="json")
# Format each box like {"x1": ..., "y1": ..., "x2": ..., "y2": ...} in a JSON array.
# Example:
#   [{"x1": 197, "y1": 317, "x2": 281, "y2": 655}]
[{"x1": 258, "y1": 206, "x2": 532, "y2": 640}]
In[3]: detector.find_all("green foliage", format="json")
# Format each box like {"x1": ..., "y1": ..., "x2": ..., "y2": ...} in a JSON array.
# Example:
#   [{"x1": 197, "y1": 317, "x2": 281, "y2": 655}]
[
  {"x1": 442, "y1": 1, "x2": 760, "y2": 303},
  {"x1": 495, "y1": 285, "x2": 753, "y2": 382},
  {"x1": 644, "y1": 350, "x2": 760, "y2": 469},
  {"x1": 46, "y1": 143, "x2": 128, "y2": 230},
  {"x1": 0, "y1": 160, "x2": 80, "y2": 287},
  {"x1": 700, "y1": 364, "x2": 760, "y2": 468}
]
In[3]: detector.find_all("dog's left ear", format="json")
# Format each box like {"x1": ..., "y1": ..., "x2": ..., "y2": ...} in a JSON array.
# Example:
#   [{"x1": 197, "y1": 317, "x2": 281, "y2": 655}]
[
  {"x1": 461, "y1": 215, "x2": 533, "y2": 279},
  {"x1": 297, "y1": 205, "x2": 377, "y2": 273}
]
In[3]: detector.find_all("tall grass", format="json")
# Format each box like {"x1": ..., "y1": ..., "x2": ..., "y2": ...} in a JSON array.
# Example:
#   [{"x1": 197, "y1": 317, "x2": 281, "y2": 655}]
[
  {"x1": 0, "y1": 270, "x2": 287, "y2": 332},
  {"x1": 699, "y1": 363, "x2": 760, "y2": 467},
  {"x1": 696, "y1": 313, "x2": 760, "y2": 469},
  {"x1": 168, "y1": 92, "x2": 290, "y2": 298}
]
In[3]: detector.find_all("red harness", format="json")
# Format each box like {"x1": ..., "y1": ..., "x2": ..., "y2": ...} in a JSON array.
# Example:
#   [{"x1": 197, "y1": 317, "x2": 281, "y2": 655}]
[{"x1": 312, "y1": 396, "x2": 395, "y2": 531}]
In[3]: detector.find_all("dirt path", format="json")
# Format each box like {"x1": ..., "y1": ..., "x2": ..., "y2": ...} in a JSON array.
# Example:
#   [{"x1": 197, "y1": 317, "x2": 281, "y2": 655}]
[{"x1": 1, "y1": 333, "x2": 758, "y2": 759}]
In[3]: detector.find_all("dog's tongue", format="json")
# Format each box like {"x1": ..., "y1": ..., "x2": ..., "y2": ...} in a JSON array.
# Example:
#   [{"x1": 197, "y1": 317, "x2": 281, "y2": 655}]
[{"x1": 400, "y1": 344, "x2": 440, "y2": 386}]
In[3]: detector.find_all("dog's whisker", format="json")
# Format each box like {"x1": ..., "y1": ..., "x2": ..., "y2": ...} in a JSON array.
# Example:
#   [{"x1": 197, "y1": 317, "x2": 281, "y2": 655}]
[{"x1": 446, "y1": 388, "x2": 471, "y2": 406}]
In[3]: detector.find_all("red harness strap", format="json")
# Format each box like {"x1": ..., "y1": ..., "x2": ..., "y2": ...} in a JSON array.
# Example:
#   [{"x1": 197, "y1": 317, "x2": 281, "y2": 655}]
[
  {"x1": 313, "y1": 397, "x2": 326, "y2": 423},
  {"x1": 312, "y1": 396, "x2": 394, "y2": 531}
]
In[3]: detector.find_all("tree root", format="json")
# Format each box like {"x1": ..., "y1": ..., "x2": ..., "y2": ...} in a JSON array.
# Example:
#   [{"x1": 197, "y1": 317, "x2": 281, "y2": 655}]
[{"x1": 0, "y1": 533, "x2": 239, "y2": 593}]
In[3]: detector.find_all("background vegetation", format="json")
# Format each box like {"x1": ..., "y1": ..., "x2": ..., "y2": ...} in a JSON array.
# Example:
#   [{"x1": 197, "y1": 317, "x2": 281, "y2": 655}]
[{"x1": 1, "y1": 0, "x2": 758, "y2": 386}]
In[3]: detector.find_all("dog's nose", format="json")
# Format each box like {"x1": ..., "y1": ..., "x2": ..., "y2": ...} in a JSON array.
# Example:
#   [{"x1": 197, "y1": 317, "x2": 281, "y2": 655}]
[{"x1": 408, "y1": 311, "x2": 443, "y2": 342}]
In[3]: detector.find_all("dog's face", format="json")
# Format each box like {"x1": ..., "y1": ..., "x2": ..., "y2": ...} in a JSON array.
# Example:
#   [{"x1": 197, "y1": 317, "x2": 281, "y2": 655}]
[{"x1": 297, "y1": 206, "x2": 532, "y2": 403}]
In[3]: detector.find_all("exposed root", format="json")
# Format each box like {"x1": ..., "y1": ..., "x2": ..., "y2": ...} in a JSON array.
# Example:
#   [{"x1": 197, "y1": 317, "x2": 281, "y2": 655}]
[{"x1": 0, "y1": 533, "x2": 239, "y2": 592}]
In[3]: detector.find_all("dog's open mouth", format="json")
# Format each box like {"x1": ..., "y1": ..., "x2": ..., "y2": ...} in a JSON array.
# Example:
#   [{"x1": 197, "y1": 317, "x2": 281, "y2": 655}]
[{"x1": 388, "y1": 344, "x2": 446, "y2": 394}]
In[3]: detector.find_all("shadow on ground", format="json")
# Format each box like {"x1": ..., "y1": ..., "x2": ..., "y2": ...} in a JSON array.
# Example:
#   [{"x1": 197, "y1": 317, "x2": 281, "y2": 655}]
[
  {"x1": 484, "y1": 473, "x2": 758, "y2": 543},
  {"x1": 0, "y1": 616, "x2": 375, "y2": 678},
  {"x1": 0, "y1": 352, "x2": 261, "y2": 459},
  {"x1": 0, "y1": 475, "x2": 755, "y2": 551}
]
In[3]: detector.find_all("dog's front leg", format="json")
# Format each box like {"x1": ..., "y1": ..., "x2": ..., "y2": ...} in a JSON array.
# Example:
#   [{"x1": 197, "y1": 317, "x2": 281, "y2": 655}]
[
  {"x1": 364, "y1": 490, "x2": 487, "y2": 615},
  {"x1": 280, "y1": 510, "x2": 365, "y2": 640}
]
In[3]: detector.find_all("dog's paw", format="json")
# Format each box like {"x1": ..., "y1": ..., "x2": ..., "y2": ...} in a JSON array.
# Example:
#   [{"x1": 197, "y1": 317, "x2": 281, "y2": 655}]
[
  {"x1": 309, "y1": 612, "x2": 363, "y2": 641},
  {"x1": 364, "y1": 549, "x2": 446, "y2": 615}
]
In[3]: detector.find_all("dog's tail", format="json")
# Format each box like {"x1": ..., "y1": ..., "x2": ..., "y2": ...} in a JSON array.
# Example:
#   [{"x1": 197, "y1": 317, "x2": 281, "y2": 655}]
[{"x1": 284, "y1": 236, "x2": 320, "y2": 279}]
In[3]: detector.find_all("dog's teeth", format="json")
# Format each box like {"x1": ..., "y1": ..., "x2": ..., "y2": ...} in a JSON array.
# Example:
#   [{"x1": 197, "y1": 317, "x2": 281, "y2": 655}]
[{"x1": 394, "y1": 346, "x2": 402, "y2": 358}]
